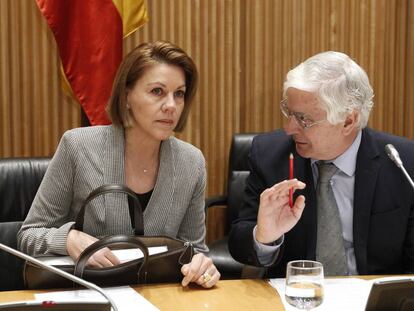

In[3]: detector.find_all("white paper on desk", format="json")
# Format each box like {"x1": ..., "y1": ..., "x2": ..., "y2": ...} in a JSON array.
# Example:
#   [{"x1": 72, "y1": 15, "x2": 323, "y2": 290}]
[
  {"x1": 37, "y1": 246, "x2": 168, "y2": 265},
  {"x1": 35, "y1": 286, "x2": 159, "y2": 311},
  {"x1": 269, "y1": 278, "x2": 372, "y2": 311}
]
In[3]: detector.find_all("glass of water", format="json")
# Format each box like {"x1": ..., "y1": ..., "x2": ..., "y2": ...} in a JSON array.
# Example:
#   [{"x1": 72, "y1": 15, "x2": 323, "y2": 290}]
[{"x1": 285, "y1": 260, "x2": 324, "y2": 310}]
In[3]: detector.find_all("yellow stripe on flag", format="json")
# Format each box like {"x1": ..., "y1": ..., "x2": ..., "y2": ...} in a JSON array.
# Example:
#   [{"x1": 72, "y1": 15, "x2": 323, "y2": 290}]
[{"x1": 112, "y1": 0, "x2": 148, "y2": 37}]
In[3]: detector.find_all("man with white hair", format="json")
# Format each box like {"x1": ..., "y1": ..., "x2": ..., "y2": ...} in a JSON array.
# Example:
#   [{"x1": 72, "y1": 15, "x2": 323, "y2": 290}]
[{"x1": 228, "y1": 51, "x2": 414, "y2": 277}]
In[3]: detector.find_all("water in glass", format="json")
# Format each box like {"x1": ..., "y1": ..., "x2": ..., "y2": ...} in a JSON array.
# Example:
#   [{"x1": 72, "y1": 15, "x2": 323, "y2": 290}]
[{"x1": 285, "y1": 260, "x2": 324, "y2": 310}]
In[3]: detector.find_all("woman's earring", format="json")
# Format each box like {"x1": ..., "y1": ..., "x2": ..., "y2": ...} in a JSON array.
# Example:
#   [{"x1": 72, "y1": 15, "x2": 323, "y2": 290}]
[{"x1": 126, "y1": 104, "x2": 130, "y2": 109}]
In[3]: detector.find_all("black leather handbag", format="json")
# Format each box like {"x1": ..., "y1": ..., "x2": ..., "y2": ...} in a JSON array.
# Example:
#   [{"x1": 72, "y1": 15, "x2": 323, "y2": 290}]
[{"x1": 24, "y1": 184, "x2": 194, "y2": 289}]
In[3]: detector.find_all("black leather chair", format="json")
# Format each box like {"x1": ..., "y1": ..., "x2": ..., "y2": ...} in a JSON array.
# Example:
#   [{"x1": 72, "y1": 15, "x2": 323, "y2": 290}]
[
  {"x1": 0, "y1": 157, "x2": 50, "y2": 290},
  {"x1": 206, "y1": 133, "x2": 265, "y2": 279}
]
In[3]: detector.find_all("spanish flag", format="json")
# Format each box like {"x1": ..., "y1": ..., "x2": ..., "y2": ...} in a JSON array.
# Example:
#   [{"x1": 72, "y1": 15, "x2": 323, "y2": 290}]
[{"x1": 36, "y1": 0, "x2": 148, "y2": 125}]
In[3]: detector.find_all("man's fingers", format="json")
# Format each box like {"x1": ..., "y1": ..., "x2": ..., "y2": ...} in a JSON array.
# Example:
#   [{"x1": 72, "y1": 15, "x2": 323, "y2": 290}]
[
  {"x1": 267, "y1": 179, "x2": 306, "y2": 196},
  {"x1": 292, "y1": 195, "x2": 306, "y2": 218},
  {"x1": 263, "y1": 179, "x2": 305, "y2": 204},
  {"x1": 276, "y1": 179, "x2": 306, "y2": 191},
  {"x1": 268, "y1": 192, "x2": 289, "y2": 202}
]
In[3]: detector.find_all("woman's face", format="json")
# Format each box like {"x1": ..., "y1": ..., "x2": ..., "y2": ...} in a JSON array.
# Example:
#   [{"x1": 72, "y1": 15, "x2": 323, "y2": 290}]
[{"x1": 126, "y1": 63, "x2": 186, "y2": 141}]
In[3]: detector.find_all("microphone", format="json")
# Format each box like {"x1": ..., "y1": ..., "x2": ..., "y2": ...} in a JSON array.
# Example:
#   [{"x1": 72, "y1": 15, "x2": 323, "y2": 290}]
[
  {"x1": 385, "y1": 144, "x2": 414, "y2": 190},
  {"x1": 0, "y1": 243, "x2": 118, "y2": 311}
]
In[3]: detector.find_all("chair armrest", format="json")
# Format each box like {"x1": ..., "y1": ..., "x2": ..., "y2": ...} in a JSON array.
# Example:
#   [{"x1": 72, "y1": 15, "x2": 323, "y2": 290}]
[
  {"x1": 0, "y1": 221, "x2": 25, "y2": 290},
  {"x1": 205, "y1": 195, "x2": 228, "y2": 212}
]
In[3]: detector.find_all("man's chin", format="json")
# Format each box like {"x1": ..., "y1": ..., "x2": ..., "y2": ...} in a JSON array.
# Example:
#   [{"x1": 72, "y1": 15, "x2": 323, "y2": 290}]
[{"x1": 295, "y1": 143, "x2": 312, "y2": 159}]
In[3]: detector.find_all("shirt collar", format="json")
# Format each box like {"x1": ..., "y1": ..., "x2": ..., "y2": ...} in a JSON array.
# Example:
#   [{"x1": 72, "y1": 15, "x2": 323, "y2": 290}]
[{"x1": 311, "y1": 130, "x2": 362, "y2": 177}]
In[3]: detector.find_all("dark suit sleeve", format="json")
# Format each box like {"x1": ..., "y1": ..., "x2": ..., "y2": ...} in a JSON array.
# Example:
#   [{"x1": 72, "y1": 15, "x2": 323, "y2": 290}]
[
  {"x1": 402, "y1": 144, "x2": 414, "y2": 273},
  {"x1": 228, "y1": 137, "x2": 271, "y2": 266},
  {"x1": 405, "y1": 203, "x2": 414, "y2": 273}
]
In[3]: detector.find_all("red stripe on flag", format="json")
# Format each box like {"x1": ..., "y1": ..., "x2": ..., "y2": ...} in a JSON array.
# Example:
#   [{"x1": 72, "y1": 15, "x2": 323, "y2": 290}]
[{"x1": 37, "y1": 0, "x2": 123, "y2": 125}]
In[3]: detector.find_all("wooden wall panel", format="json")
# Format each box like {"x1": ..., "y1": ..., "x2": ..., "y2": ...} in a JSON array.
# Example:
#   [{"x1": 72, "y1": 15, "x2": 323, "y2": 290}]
[
  {"x1": 406, "y1": 0, "x2": 414, "y2": 137},
  {"x1": 1, "y1": 0, "x2": 413, "y2": 243}
]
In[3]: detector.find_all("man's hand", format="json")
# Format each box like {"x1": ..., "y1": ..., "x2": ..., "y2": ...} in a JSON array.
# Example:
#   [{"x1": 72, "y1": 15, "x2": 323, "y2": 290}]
[{"x1": 256, "y1": 179, "x2": 306, "y2": 244}]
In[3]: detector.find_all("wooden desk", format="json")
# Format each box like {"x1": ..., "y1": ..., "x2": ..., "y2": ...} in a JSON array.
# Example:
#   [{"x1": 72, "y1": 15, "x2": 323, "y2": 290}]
[
  {"x1": 0, "y1": 279, "x2": 284, "y2": 311},
  {"x1": 1, "y1": 276, "x2": 409, "y2": 310}
]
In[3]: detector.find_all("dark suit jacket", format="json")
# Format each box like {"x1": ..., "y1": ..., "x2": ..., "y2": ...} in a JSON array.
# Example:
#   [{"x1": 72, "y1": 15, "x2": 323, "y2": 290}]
[{"x1": 228, "y1": 128, "x2": 414, "y2": 277}]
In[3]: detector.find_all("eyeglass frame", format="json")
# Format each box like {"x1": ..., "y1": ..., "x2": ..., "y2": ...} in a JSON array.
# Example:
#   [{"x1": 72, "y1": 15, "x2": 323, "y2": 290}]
[{"x1": 279, "y1": 98, "x2": 327, "y2": 130}]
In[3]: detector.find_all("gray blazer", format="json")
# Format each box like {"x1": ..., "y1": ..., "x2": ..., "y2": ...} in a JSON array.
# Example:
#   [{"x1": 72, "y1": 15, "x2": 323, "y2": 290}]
[{"x1": 17, "y1": 125, "x2": 208, "y2": 256}]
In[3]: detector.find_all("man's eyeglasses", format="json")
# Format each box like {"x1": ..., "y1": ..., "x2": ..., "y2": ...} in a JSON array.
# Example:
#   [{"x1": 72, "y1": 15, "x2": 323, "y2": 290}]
[{"x1": 279, "y1": 99, "x2": 326, "y2": 130}]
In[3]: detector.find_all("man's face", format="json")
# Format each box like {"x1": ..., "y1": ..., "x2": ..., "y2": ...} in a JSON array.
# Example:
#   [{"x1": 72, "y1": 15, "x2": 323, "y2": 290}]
[{"x1": 283, "y1": 88, "x2": 349, "y2": 160}]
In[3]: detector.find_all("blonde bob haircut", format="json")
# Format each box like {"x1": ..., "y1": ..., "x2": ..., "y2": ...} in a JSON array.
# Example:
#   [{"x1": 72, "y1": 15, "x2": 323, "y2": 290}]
[{"x1": 107, "y1": 41, "x2": 198, "y2": 132}]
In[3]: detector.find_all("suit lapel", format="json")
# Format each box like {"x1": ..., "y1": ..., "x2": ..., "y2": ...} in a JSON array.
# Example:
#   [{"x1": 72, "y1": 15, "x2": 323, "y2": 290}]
[
  {"x1": 287, "y1": 144, "x2": 317, "y2": 260},
  {"x1": 353, "y1": 128, "x2": 380, "y2": 274},
  {"x1": 294, "y1": 153, "x2": 317, "y2": 259}
]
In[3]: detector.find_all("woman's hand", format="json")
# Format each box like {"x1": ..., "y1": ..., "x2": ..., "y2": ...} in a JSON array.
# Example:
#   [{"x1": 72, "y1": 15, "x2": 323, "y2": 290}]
[
  {"x1": 181, "y1": 253, "x2": 220, "y2": 288},
  {"x1": 66, "y1": 229, "x2": 120, "y2": 268},
  {"x1": 256, "y1": 179, "x2": 306, "y2": 244}
]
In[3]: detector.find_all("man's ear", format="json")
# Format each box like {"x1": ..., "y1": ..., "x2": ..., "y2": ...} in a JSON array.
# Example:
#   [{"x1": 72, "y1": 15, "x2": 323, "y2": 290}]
[{"x1": 343, "y1": 110, "x2": 359, "y2": 135}]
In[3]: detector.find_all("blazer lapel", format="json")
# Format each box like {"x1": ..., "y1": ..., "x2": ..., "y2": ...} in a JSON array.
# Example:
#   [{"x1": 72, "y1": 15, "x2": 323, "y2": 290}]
[
  {"x1": 102, "y1": 126, "x2": 127, "y2": 232},
  {"x1": 353, "y1": 128, "x2": 380, "y2": 274},
  {"x1": 103, "y1": 125, "x2": 125, "y2": 185}
]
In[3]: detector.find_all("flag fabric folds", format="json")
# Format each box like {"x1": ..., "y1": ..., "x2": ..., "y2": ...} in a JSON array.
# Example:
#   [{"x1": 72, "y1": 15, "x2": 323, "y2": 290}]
[{"x1": 36, "y1": 0, "x2": 148, "y2": 125}]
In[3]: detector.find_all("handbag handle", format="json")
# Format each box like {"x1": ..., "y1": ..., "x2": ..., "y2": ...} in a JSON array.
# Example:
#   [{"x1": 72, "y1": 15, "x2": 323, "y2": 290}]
[
  {"x1": 74, "y1": 235, "x2": 150, "y2": 283},
  {"x1": 74, "y1": 184, "x2": 144, "y2": 235}
]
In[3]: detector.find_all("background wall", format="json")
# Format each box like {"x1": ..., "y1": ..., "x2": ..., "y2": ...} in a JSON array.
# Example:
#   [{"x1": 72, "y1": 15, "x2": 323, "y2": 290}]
[{"x1": 1, "y1": 0, "x2": 413, "y2": 243}]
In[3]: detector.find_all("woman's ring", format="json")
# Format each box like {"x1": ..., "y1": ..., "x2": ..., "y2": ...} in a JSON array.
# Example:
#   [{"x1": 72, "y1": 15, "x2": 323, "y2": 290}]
[{"x1": 202, "y1": 272, "x2": 212, "y2": 283}]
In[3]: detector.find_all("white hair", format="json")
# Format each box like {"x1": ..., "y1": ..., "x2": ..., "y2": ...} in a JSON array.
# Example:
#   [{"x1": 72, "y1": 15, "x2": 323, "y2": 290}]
[{"x1": 283, "y1": 51, "x2": 374, "y2": 129}]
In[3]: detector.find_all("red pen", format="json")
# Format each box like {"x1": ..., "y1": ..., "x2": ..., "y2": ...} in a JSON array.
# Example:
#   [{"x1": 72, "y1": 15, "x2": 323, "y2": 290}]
[{"x1": 289, "y1": 153, "x2": 294, "y2": 208}]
